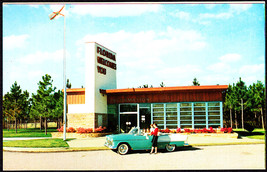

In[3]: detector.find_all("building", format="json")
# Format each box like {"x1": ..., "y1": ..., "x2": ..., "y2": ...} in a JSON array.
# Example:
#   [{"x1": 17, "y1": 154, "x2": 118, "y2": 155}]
[{"x1": 66, "y1": 42, "x2": 228, "y2": 132}]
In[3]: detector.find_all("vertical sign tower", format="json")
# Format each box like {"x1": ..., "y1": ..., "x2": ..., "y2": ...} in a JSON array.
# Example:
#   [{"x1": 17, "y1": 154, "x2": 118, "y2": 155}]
[{"x1": 85, "y1": 42, "x2": 117, "y2": 128}]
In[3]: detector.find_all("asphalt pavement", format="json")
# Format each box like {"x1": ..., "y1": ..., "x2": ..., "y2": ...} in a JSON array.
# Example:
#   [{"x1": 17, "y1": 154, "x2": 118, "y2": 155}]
[{"x1": 3, "y1": 135, "x2": 265, "y2": 152}]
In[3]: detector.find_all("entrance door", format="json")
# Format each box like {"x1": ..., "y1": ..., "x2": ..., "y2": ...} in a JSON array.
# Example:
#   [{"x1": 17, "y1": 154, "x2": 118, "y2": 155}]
[
  {"x1": 120, "y1": 114, "x2": 137, "y2": 133},
  {"x1": 139, "y1": 108, "x2": 151, "y2": 130}
]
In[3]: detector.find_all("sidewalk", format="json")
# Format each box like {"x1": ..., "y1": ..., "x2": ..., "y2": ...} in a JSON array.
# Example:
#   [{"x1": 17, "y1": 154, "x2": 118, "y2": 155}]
[{"x1": 3, "y1": 135, "x2": 265, "y2": 153}]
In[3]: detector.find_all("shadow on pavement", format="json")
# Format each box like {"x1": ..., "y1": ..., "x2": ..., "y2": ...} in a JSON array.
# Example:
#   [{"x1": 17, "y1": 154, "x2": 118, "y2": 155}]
[{"x1": 113, "y1": 146, "x2": 202, "y2": 155}]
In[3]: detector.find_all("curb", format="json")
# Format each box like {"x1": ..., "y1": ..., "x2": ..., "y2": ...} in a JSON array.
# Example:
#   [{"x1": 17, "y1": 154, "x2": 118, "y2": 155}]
[
  {"x1": 3, "y1": 142, "x2": 265, "y2": 153},
  {"x1": 3, "y1": 147, "x2": 109, "y2": 153}
]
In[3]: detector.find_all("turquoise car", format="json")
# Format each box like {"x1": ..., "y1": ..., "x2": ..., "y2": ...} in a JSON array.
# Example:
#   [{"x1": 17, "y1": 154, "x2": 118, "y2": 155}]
[{"x1": 104, "y1": 127, "x2": 189, "y2": 155}]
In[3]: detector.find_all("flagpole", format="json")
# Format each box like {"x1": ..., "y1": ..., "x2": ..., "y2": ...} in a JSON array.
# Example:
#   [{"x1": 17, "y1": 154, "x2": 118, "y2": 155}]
[{"x1": 63, "y1": 13, "x2": 67, "y2": 141}]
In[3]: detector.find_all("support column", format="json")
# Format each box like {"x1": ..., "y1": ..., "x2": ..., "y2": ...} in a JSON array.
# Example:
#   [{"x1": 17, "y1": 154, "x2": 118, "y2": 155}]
[
  {"x1": 177, "y1": 103, "x2": 180, "y2": 128},
  {"x1": 206, "y1": 102, "x2": 208, "y2": 128},
  {"x1": 151, "y1": 104, "x2": 153, "y2": 124},
  {"x1": 164, "y1": 104, "x2": 166, "y2": 129},
  {"x1": 137, "y1": 104, "x2": 140, "y2": 129},
  {"x1": 220, "y1": 102, "x2": 223, "y2": 128},
  {"x1": 118, "y1": 104, "x2": 121, "y2": 133},
  {"x1": 192, "y1": 103, "x2": 194, "y2": 129}
]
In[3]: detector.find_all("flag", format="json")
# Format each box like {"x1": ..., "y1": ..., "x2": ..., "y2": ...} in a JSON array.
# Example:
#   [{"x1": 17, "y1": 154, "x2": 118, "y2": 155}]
[{"x1": 49, "y1": 5, "x2": 65, "y2": 20}]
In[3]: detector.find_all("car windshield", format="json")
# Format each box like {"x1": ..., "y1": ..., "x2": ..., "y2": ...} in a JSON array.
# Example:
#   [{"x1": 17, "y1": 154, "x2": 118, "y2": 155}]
[{"x1": 128, "y1": 127, "x2": 139, "y2": 135}]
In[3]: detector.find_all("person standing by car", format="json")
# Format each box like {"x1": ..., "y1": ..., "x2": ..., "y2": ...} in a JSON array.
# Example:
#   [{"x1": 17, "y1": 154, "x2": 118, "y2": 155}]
[
  {"x1": 150, "y1": 123, "x2": 159, "y2": 154},
  {"x1": 149, "y1": 124, "x2": 154, "y2": 133}
]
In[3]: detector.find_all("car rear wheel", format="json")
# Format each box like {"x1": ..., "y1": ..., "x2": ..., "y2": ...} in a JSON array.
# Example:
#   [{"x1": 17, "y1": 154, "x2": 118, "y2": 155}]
[
  {"x1": 166, "y1": 144, "x2": 176, "y2": 152},
  {"x1": 117, "y1": 143, "x2": 129, "y2": 155}
]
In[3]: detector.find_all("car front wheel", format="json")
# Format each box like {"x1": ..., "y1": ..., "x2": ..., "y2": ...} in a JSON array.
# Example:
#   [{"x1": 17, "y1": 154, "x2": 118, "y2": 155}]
[
  {"x1": 166, "y1": 144, "x2": 176, "y2": 152},
  {"x1": 117, "y1": 143, "x2": 129, "y2": 155}
]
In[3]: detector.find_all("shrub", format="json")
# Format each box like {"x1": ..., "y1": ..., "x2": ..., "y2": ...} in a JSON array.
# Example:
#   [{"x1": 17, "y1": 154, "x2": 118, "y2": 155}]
[
  {"x1": 245, "y1": 122, "x2": 255, "y2": 133},
  {"x1": 184, "y1": 128, "x2": 191, "y2": 133},
  {"x1": 57, "y1": 126, "x2": 64, "y2": 132},
  {"x1": 85, "y1": 128, "x2": 93, "y2": 133},
  {"x1": 94, "y1": 126, "x2": 106, "y2": 133},
  {"x1": 66, "y1": 127, "x2": 76, "y2": 133},
  {"x1": 227, "y1": 127, "x2": 233, "y2": 133},
  {"x1": 170, "y1": 129, "x2": 176, "y2": 133},
  {"x1": 76, "y1": 127, "x2": 86, "y2": 133}
]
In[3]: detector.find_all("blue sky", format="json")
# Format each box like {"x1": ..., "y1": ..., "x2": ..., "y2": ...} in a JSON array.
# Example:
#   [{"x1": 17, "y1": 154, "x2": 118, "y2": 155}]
[{"x1": 3, "y1": 2, "x2": 265, "y2": 95}]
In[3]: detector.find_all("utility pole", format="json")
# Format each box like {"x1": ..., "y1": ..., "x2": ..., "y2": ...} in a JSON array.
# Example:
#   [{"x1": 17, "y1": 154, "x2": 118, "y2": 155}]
[{"x1": 241, "y1": 98, "x2": 244, "y2": 130}]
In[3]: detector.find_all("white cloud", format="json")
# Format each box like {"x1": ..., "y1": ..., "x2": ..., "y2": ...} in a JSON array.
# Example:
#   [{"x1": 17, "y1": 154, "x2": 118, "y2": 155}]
[
  {"x1": 229, "y1": 4, "x2": 252, "y2": 14},
  {"x1": 77, "y1": 27, "x2": 207, "y2": 88},
  {"x1": 219, "y1": 53, "x2": 241, "y2": 63},
  {"x1": 3, "y1": 34, "x2": 29, "y2": 50},
  {"x1": 18, "y1": 49, "x2": 69, "y2": 65},
  {"x1": 205, "y1": 4, "x2": 216, "y2": 9},
  {"x1": 199, "y1": 12, "x2": 233, "y2": 19},
  {"x1": 170, "y1": 10, "x2": 190, "y2": 20},
  {"x1": 196, "y1": 4, "x2": 253, "y2": 23},
  {"x1": 239, "y1": 64, "x2": 264, "y2": 75},
  {"x1": 28, "y1": 5, "x2": 39, "y2": 8},
  {"x1": 207, "y1": 62, "x2": 231, "y2": 73},
  {"x1": 69, "y1": 4, "x2": 162, "y2": 17}
]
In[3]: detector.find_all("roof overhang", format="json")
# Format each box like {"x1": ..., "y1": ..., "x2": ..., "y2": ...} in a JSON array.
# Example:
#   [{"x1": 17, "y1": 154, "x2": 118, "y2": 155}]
[{"x1": 100, "y1": 85, "x2": 228, "y2": 94}]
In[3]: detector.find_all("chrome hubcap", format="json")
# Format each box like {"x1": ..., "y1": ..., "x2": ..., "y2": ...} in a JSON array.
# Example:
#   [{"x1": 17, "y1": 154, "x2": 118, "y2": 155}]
[
  {"x1": 119, "y1": 144, "x2": 128, "y2": 154},
  {"x1": 166, "y1": 144, "x2": 175, "y2": 151}
]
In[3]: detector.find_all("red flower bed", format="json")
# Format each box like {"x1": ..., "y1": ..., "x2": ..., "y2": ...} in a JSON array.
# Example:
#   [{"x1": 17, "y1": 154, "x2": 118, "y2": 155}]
[
  {"x1": 66, "y1": 127, "x2": 76, "y2": 133},
  {"x1": 58, "y1": 126, "x2": 107, "y2": 133},
  {"x1": 220, "y1": 127, "x2": 233, "y2": 133}
]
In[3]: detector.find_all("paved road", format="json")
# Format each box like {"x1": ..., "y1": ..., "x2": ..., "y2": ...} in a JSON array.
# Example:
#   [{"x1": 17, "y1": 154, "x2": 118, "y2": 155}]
[{"x1": 3, "y1": 144, "x2": 265, "y2": 170}]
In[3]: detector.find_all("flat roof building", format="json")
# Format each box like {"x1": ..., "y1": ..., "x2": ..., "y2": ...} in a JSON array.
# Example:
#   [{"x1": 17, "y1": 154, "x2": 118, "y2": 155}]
[{"x1": 66, "y1": 42, "x2": 228, "y2": 133}]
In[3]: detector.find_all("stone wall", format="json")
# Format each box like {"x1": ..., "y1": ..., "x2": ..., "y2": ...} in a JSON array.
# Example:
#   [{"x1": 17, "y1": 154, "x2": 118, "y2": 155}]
[
  {"x1": 67, "y1": 113, "x2": 95, "y2": 129},
  {"x1": 67, "y1": 113, "x2": 108, "y2": 129}
]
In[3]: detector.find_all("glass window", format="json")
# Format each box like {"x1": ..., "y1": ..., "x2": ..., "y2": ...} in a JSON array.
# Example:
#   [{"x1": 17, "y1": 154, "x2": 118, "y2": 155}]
[
  {"x1": 166, "y1": 112, "x2": 177, "y2": 116},
  {"x1": 194, "y1": 121, "x2": 206, "y2": 124},
  {"x1": 194, "y1": 112, "x2": 206, "y2": 116},
  {"x1": 194, "y1": 116, "x2": 206, "y2": 120},
  {"x1": 180, "y1": 107, "x2": 192, "y2": 111},
  {"x1": 194, "y1": 102, "x2": 205, "y2": 106},
  {"x1": 209, "y1": 116, "x2": 220, "y2": 120},
  {"x1": 153, "y1": 104, "x2": 164, "y2": 108},
  {"x1": 180, "y1": 120, "x2": 192, "y2": 124},
  {"x1": 194, "y1": 125, "x2": 206, "y2": 128},
  {"x1": 208, "y1": 107, "x2": 220, "y2": 111},
  {"x1": 180, "y1": 103, "x2": 191, "y2": 107},
  {"x1": 180, "y1": 112, "x2": 192, "y2": 116},
  {"x1": 166, "y1": 103, "x2": 177, "y2": 108},
  {"x1": 166, "y1": 117, "x2": 177, "y2": 120},
  {"x1": 153, "y1": 117, "x2": 164, "y2": 121},
  {"x1": 194, "y1": 107, "x2": 206, "y2": 111},
  {"x1": 166, "y1": 125, "x2": 177, "y2": 129},
  {"x1": 208, "y1": 102, "x2": 220, "y2": 106},
  {"x1": 154, "y1": 121, "x2": 164, "y2": 125},
  {"x1": 166, "y1": 121, "x2": 177, "y2": 124},
  {"x1": 208, "y1": 112, "x2": 220, "y2": 116},
  {"x1": 120, "y1": 104, "x2": 137, "y2": 112},
  {"x1": 166, "y1": 108, "x2": 177, "y2": 112},
  {"x1": 180, "y1": 116, "x2": 192, "y2": 120},
  {"x1": 139, "y1": 103, "x2": 151, "y2": 108},
  {"x1": 153, "y1": 108, "x2": 164, "y2": 112},
  {"x1": 153, "y1": 112, "x2": 164, "y2": 117},
  {"x1": 180, "y1": 125, "x2": 192, "y2": 128}
]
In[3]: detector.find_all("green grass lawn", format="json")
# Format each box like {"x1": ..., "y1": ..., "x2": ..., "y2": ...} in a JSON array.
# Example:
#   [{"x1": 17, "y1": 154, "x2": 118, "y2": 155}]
[
  {"x1": 233, "y1": 128, "x2": 265, "y2": 140},
  {"x1": 3, "y1": 128, "x2": 58, "y2": 137},
  {"x1": 3, "y1": 138, "x2": 70, "y2": 148}
]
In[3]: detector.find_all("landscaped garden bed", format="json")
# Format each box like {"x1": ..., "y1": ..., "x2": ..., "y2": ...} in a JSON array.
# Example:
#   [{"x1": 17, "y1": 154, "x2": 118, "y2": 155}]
[
  {"x1": 158, "y1": 127, "x2": 238, "y2": 139},
  {"x1": 51, "y1": 126, "x2": 112, "y2": 138}
]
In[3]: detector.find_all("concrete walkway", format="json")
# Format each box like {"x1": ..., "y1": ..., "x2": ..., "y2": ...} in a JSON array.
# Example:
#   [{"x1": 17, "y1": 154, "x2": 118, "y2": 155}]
[{"x1": 3, "y1": 135, "x2": 265, "y2": 152}]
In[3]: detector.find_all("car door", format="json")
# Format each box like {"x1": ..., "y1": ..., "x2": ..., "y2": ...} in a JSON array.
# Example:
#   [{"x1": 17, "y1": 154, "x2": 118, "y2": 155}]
[{"x1": 130, "y1": 134, "x2": 152, "y2": 150}]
